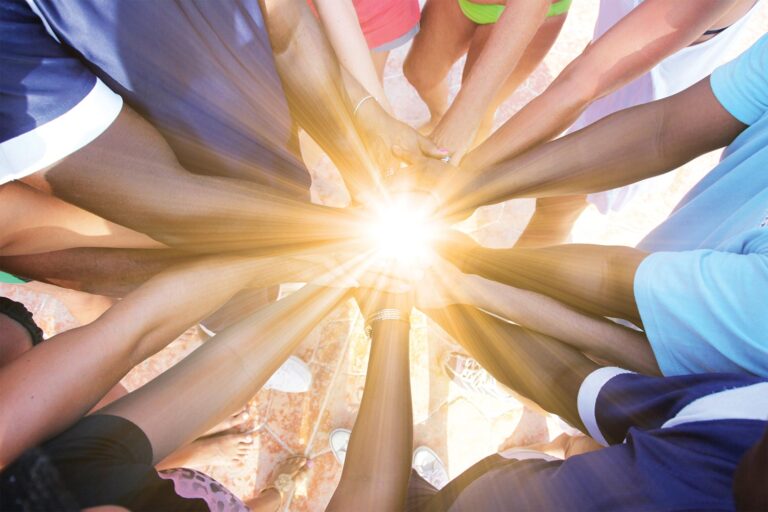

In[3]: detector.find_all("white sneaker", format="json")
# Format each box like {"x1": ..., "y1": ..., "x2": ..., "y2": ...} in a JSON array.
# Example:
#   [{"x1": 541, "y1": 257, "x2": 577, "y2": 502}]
[
  {"x1": 441, "y1": 351, "x2": 512, "y2": 402},
  {"x1": 263, "y1": 356, "x2": 313, "y2": 393},
  {"x1": 412, "y1": 446, "x2": 449, "y2": 490},
  {"x1": 329, "y1": 428, "x2": 351, "y2": 465}
]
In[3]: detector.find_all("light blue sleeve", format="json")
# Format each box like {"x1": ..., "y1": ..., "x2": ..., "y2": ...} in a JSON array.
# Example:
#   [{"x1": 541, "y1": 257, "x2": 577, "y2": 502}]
[
  {"x1": 710, "y1": 33, "x2": 768, "y2": 125},
  {"x1": 634, "y1": 229, "x2": 768, "y2": 377}
]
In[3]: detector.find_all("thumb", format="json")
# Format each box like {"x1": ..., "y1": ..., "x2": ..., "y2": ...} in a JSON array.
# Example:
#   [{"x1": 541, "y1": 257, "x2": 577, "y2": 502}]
[
  {"x1": 419, "y1": 135, "x2": 451, "y2": 160},
  {"x1": 392, "y1": 144, "x2": 416, "y2": 165}
]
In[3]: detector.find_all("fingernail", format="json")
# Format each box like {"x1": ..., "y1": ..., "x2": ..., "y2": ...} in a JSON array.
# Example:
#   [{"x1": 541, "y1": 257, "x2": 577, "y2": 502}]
[{"x1": 438, "y1": 147, "x2": 450, "y2": 154}]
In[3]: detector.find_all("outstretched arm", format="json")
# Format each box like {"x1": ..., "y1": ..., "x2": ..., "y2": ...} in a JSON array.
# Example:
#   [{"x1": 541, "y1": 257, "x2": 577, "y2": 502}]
[
  {"x1": 462, "y1": 0, "x2": 745, "y2": 173},
  {"x1": 431, "y1": 0, "x2": 554, "y2": 162},
  {"x1": 426, "y1": 304, "x2": 598, "y2": 431},
  {"x1": 99, "y1": 284, "x2": 347, "y2": 463},
  {"x1": 0, "y1": 246, "x2": 350, "y2": 298},
  {"x1": 313, "y1": 0, "x2": 391, "y2": 111},
  {"x1": 437, "y1": 232, "x2": 648, "y2": 325},
  {"x1": 438, "y1": 77, "x2": 746, "y2": 216},
  {"x1": 416, "y1": 258, "x2": 659, "y2": 374},
  {"x1": 27, "y1": 105, "x2": 358, "y2": 253},
  {"x1": 260, "y1": 0, "x2": 382, "y2": 202},
  {"x1": 0, "y1": 255, "x2": 325, "y2": 467},
  {"x1": 328, "y1": 291, "x2": 413, "y2": 512}
]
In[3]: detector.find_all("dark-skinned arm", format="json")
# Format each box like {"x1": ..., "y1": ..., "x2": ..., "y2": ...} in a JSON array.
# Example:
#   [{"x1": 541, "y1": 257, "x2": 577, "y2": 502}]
[
  {"x1": 438, "y1": 232, "x2": 648, "y2": 325},
  {"x1": 426, "y1": 304, "x2": 599, "y2": 432},
  {"x1": 434, "y1": 76, "x2": 746, "y2": 218}
]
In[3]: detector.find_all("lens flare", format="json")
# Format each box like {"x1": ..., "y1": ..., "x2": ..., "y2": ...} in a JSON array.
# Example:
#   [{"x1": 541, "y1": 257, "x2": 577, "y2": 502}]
[{"x1": 366, "y1": 194, "x2": 438, "y2": 268}]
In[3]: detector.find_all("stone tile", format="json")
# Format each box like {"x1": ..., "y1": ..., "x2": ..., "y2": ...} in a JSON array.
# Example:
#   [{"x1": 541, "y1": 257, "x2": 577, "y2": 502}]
[{"x1": 288, "y1": 452, "x2": 343, "y2": 512}]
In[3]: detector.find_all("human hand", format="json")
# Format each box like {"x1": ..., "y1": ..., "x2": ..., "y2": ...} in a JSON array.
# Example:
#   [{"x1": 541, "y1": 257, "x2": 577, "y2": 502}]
[
  {"x1": 354, "y1": 97, "x2": 448, "y2": 179},
  {"x1": 429, "y1": 110, "x2": 482, "y2": 165},
  {"x1": 414, "y1": 257, "x2": 469, "y2": 310},
  {"x1": 433, "y1": 228, "x2": 480, "y2": 265}
]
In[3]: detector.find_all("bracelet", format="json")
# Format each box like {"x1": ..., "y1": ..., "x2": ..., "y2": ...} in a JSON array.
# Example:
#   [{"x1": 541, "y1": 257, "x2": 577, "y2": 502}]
[
  {"x1": 353, "y1": 94, "x2": 374, "y2": 116},
  {"x1": 364, "y1": 308, "x2": 409, "y2": 338}
]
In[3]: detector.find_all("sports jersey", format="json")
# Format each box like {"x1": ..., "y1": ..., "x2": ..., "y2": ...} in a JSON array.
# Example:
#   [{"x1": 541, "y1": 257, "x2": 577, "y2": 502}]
[{"x1": 409, "y1": 368, "x2": 768, "y2": 511}]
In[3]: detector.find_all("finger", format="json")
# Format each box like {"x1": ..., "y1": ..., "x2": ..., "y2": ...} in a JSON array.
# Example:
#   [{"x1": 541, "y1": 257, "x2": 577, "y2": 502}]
[
  {"x1": 391, "y1": 144, "x2": 416, "y2": 165},
  {"x1": 419, "y1": 135, "x2": 451, "y2": 160}
]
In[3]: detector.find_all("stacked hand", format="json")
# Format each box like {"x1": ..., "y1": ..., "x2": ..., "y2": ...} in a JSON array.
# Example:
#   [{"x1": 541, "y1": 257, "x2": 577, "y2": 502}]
[{"x1": 353, "y1": 94, "x2": 449, "y2": 181}]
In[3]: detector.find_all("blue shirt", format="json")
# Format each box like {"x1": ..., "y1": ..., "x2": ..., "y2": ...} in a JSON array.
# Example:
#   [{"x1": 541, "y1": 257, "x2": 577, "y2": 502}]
[
  {"x1": 634, "y1": 34, "x2": 768, "y2": 376},
  {"x1": 418, "y1": 369, "x2": 768, "y2": 511},
  {"x1": 1, "y1": 0, "x2": 310, "y2": 197}
]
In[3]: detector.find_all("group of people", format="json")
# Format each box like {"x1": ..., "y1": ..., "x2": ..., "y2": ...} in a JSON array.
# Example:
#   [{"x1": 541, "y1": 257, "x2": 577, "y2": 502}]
[{"x1": 1, "y1": 0, "x2": 767, "y2": 510}]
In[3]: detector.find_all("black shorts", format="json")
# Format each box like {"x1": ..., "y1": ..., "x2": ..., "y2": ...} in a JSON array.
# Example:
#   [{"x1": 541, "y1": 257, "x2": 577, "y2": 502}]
[{"x1": 1, "y1": 415, "x2": 207, "y2": 511}]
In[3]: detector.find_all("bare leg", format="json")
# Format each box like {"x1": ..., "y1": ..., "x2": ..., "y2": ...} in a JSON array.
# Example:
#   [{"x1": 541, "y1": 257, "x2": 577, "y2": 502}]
[
  {"x1": 245, "y1": 456, "x2": 308, "y2": 512},
  {"x1": 157, "y1": 431, "x2": 254, "y2": 470},
  {"x1": 403, "y1": 0, "x2": 476, "y2": 132},
  {"x1": 514, "y1": 195, "x2": 589, "y2": 248}
]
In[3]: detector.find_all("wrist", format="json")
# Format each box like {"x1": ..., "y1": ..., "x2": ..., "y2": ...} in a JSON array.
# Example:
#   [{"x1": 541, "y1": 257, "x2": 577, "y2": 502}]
[{"x1": 364, "y1": 307, "x2": 411, "y2": 338}]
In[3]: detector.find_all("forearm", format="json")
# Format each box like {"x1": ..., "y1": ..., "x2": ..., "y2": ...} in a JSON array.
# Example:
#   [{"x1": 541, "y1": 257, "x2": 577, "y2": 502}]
[
  {"x1": 462, "y1": 0, "x2": 736, "y2": 174},
  {"x1": 426, "y1": 304, "x2": 596, "y2": 430},
  {"x1": 0, "y1": 182, "x2": 163, "y2": 257},
  {"x1": 441, "y1": 0, "x2": 549, "y2": 131},
  {"x1": 42, "y1": 107, "x2": 357, "y2": 253},
  {"x1": 315, "y1": 0, "x2": 390, "y2": 110},
  {"x1": 445, "y1": 79, "x2": 744, "y2": 215},
  {"x1": 0, "y1": 254, "x2": 310, "y2": 466},
  {"x1": 100, "y1": 284, "x2": 348, "y2": 463},
  {"x1": 328, "y1": 316, "x2": 412, "y2": 511},
  {"x1": 456, "y1": 274, "x2": 659, "y2": 374},
  {"x1": 261, "y1": 0, "x2": 381, "y2": 200},
  {"x1": 445, "y1": 243, "x2": 647, "y2": 324}
]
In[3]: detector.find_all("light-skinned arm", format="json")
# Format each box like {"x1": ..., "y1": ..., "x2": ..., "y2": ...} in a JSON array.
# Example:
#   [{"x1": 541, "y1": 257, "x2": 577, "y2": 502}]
[
  {"x1": 0, "y1": 255, "x2": 328, "y2": 467},
  {"x1": 431, "y1": 0, "x2": 552, "y2": 163},
  {"x1": 313, "y1": 0, "x2": 392, "y2": 112},
  {"x1": 327, "y1": 290, "x2": 414, "y2": 511},
  {"x1": 462, "y1": 0, "x2": 746, "y2": 173}
]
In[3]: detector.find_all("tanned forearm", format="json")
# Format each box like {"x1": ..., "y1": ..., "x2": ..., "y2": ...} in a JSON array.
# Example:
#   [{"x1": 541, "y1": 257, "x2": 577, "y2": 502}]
[
  {"x1": 461, "y1": 0, "x2": 740, "y2": 174},
  {"x1": 441, "y1": 241, "x2": 648, "y2": 324},
  {"x1": 36, "y1": 107, "x2": 359, "y2": 253},
  {"x1": 260, "y1": 0, "x2": 382, "y2": 201},
  {"x1": 328, "y1": 292, "x2": 413, "y2": 511},
  {"x1": 426, "y1": 305, "x2": 597, "y2": 431},
  {"x1": 100, "y1": 284, "x2": 348, "y2": 462},
  {"x1": 0, "y1": 255, "x2": 321, "y2": 466},
  {"x1": 453, "y1": 274, "x2": 659, "y2": 374},
  {"x1": 443, "y1": 79, "x2": 746, "y2": 216}
]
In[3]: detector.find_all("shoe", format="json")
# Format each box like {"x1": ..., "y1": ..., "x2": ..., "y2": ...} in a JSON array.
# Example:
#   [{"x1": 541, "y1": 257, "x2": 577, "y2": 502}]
[
  {"x1": 441, "y1": 351, "x2": 511, "y2": 401},
  {"x1": 412, "y1": 446, "x2": 449, "y2": 490},
  {"x1": 329, "y1": 428, "x2": 351, "y2": 465},
  {"x1": 263, "y1": 356, "x2": 313, "y2": 393}
]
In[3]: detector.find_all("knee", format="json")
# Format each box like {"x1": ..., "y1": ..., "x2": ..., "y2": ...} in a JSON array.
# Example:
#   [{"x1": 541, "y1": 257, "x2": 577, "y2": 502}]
[{"x1": 403, "y1": 50, "x2": 432, "y2": 92}]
